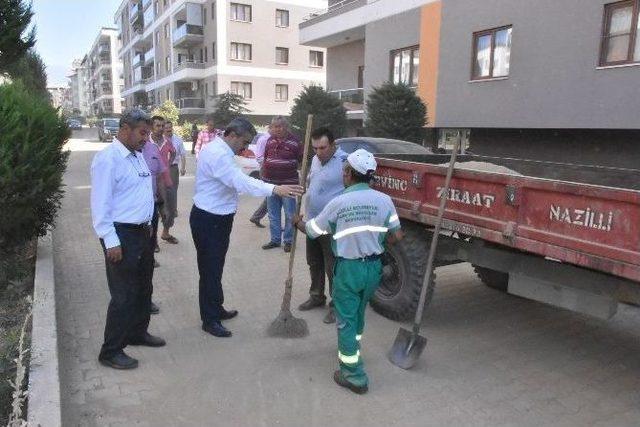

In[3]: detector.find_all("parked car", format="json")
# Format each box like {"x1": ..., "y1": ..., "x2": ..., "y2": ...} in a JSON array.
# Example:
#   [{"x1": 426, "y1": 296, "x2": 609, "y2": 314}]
[
  {"x1": 336, "y1": 137, "x2": 432, "y2": 155},
  {"x1": 97, "y1": 118, "x2": 120, "y2": 142},
  {"x1": 67, "y1": 119, "x2": 82, "y2": 130},
  {"x1": 235, "y1": 144, "x2": 260, "y2": 178}
]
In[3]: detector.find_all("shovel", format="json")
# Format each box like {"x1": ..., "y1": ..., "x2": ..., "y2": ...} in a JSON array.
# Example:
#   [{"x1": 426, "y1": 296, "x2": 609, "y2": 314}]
[{"x1": 388, "y1": 132, "x2": 462, "y2": 369}]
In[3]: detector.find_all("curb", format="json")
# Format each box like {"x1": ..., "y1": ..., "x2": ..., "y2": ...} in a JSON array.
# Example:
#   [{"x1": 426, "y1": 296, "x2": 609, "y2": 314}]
[{"x1": 27, "y1": 232, "x2": 62, "y2": 427}]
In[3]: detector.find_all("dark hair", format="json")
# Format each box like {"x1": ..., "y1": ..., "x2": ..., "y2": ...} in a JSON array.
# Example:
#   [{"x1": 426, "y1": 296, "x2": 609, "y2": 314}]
[
  {"x1": 151, "y1": 115, "x2": 164, "y2": 123},
  {"x1": 311, "y1": 126, "x2": 335, "y2": 144},
  {"x1": 346, "y1": 164, "x2": 374, "y2": 183},
  {"x1": 164, "y1": 120, "x2": 173, "y2": 126},
  {"x1": 119, "y1": 108, "x2": 151, "y2": 128},
  {"x1": 224, "y1": 117, "x2": 256, "y2": 138},
  {"x1": 206, "y1": 117, "x2": 215, "y2": 123}
]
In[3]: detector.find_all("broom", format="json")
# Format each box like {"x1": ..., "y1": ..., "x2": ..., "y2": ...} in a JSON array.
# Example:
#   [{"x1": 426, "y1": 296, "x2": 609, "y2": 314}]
[{"x1": 267, "y1": 114, "x2": 314, "y2": 338}]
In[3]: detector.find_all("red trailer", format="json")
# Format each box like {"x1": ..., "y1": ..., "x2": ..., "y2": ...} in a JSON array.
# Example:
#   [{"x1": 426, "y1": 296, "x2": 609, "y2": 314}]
[{"x1": 368, "y1": 154, "x2": 640, "y2": 321}]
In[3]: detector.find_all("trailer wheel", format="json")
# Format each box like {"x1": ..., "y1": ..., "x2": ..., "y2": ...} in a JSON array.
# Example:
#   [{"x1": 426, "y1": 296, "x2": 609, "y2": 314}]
[
  {"x1": 473, "y1": 265, "x2": 509, "y2": 292},
  {"x1": 370, "y1": 225, "x2": 435, "y2": 321}
]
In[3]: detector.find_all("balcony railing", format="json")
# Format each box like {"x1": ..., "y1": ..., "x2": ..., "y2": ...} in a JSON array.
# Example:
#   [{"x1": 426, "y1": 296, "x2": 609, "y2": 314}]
[
  {"x1": 329, "y1": 88, "x2": 364, "y2": 105},
  {"x1": 302, "y1": 0, "x2": 365, "y2": 24},
  {"x1": 144, "y1": 47, "x2": 155, "y2": 64},
  {"x1": 172, "y1": 24, "x2": 204, "y2": 47},
  {"x1": 173, "y1": 59, "x2": 205, "y2": 72},
  {"x1": 177, "y1": 97, "x2": 205, "y2": 109}
]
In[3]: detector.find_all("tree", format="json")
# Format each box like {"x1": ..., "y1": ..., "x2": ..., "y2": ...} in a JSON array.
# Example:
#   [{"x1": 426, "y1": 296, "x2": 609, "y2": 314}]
[
  {"x1": 5, "y1": 49, "x2": 48, "y2": 99},
  {"x1": 289, "y1": 85, "x2": 346, "y2": 138},
  {"x1": 365, "y1": 82, "x2": 427, "y2": 143},
  {"x1": 151, "y1": 99, "x2": 179, "y2": 124},
  {"x1": 211, "y1": 92, "x2": 249, "y2": 127},
  {"x1": 0, "y1": 0, "x2": 36, "y2": 73}
]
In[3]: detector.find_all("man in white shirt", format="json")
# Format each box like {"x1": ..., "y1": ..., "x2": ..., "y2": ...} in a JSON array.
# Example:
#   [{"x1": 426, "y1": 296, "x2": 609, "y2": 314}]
[
  {"x1": 91, "y1": 109, "x2": 166, "y2": 370},
  {"x1": 190, "y1": 117, "x2": 304, "y2": 338},
  {"x1": 248, "y1": 127, "x2": 271, "y2": 228},
  {"x1": 160, "y1": 121, "x2": 186, "y2": 244}
]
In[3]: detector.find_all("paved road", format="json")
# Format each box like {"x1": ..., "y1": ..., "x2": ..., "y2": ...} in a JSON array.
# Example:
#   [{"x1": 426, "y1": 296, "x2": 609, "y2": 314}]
[{"x1": 55, "y1": 129, "x2": 640, "y2": 426}]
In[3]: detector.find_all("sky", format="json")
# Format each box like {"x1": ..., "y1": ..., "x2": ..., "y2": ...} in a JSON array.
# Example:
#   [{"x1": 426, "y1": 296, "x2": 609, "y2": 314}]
[{"x1": 32, "y1": 0, "x2": 123, "y2": 87}]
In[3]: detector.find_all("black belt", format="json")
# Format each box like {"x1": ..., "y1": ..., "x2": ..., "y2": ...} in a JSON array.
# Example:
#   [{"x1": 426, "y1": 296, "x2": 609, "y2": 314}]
[
  {"x1": 338, "y1": 254, "x2": 382, "y2": 262},
  {"x1": 114, "y1": 222, "x2": 150, "y2": 230}
]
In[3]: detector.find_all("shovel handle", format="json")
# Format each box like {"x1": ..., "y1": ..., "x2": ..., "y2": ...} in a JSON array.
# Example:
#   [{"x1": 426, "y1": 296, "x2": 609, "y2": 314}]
[{"x1": 411, "y1": 132, "x2": 462, "y2": 335}]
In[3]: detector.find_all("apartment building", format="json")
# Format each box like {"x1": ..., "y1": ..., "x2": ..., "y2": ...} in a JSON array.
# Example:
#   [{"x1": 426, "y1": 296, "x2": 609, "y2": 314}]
[
  {"x1": 116, "y1": 0, "x2": 327, "y2": 122},
  {"x1": 300, "y1": 0, "x2": 640, "y2": 167},
  {"x1": 67, "y1": 57, "x2": 91, "y2": 117},
  {"x1": 86, "y1": 27, "x2": 125, "y2": 116},
  {"x1": 47, "y1": 86, "x2": 72, "y2": 111}
]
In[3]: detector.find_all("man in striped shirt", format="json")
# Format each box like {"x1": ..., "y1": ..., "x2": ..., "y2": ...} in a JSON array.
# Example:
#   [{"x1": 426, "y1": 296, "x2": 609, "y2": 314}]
[{"x1": 261, "y1": 116, "x2": 302, "y2": 253}]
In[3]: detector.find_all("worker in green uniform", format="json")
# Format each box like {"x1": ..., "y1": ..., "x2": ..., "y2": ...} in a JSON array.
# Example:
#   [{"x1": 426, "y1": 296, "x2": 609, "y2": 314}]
[{"x1": 293, "y1": 149, "x2": 403, "y2": 394}]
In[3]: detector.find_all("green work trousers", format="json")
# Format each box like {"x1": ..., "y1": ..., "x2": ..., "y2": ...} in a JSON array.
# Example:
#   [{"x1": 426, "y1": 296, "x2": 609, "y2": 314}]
[{"x1": 332, "y1": 257, "x2": 382, "y2": 387}]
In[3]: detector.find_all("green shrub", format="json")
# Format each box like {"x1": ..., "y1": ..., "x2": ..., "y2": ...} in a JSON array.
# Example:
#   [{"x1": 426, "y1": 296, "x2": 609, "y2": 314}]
[
  {"x1": 0, "y1": 82, "x2": 70, "y2": 264},
  {"x1": 175, "y1": 120, "x2": 193, "y2": 141},
  {"x1": 151, "y1": 100, "x2": 179, "y2": 124},
  {"x1": 365, "y1": 82, "x2": 427, "y2": 143},
  {"x1": 290, "y1": 85, "x2": 347, "y2": 138}
]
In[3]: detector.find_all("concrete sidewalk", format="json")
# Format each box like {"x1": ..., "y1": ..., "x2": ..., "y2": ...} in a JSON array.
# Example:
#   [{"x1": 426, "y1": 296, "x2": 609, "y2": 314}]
[{"x1": 54, "y1": 134, "x2": 640, "y2": 427}]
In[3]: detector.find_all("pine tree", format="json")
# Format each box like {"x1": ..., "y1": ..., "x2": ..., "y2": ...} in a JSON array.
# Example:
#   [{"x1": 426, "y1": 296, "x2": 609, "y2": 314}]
[
  {"x1": 365, "y1": 82, "x2": 427, "y2": 143},
  {"x1": 0, "y1": 0, "x2": 36, "y2": 73},
  {"x1": 289, "y1": 85, "x2": 346, "y2": 138},
  {"x1": 211, "y1": 92, "x2": 249, "y2": 127},
  {"x1": 5, "y1": 50, "x2": 48, "y2": 99}
]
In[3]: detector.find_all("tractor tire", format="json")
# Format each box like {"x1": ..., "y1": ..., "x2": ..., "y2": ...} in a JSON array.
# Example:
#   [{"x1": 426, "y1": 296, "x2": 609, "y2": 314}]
[
  {"x1": 370, "y1": 224, "x2": 436, "y2": 321},
  {"x1": 473, "y1": 265, "x2": 509, "y2": 292}
]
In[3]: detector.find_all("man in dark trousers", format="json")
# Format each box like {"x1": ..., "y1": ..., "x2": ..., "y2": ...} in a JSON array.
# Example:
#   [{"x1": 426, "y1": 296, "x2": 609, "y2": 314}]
[
  {"x1": 190, "y1": 117, "x2": 303, "y2": 338},
  {"x1": 91, "y1": 109, "x2": 166, "y2": 370}
]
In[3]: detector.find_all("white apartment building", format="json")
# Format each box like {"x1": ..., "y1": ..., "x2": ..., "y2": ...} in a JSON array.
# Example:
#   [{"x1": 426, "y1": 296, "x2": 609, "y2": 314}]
[
  {"x1": 67, "y1": 57, "x2": 91, "y2": 117},
  {"x1": 86, "y1": 27, "x2": 125, "y2": 116},
  {"x1": 115, "y1": 0, "x2": 327, "y2": 122},
  {"x1": 47, "y1": 86, "x2": 71, "y2": 111}
]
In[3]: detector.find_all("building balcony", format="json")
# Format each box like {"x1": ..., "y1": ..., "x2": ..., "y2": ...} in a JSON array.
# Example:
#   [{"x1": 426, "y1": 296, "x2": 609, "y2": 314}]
[
  {"x1": 144, "y1": 47, "x2": 155, "y2": 64},
  {"x1": 132, "y1": 52, "x2": 144, "y2": 68},
  {"x1": 176, "y1": 97, "x2": 205, "y2": 114},
  {"x1": 173, "y1": 59, "x2": 205, "y2": 72},
  {"x1": 130, "y1": 2, "x2": 142, "y2": 22},
  {"x1": 172, "y1": 24, "x2": 204, "y2": 48},
  {"x1": 329, "y1": 88, "x2": 363, "y2": 104},
  {"x1": 98, "y1": 44, "x2": 111, "y2": 56},
  {"x1": 142, "y1": 0, "x2": 151, "y2": 10},
  {"x1": 143, "y1": 6, "x2": 154, "y2": 28}
]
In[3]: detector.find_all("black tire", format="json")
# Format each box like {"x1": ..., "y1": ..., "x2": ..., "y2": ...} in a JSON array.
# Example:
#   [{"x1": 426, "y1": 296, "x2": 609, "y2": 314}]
[
  {"x1": 370, "y1": 224, "x2": 436, "y2": 321},
  {"x1": 473, "y1": 265, "x2": 509, "y2": 292}
]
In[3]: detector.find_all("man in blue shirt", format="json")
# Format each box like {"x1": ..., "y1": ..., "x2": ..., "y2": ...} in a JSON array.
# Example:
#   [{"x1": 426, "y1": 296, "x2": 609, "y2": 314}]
[{"x1": 297, "y1": 127, "x2": 347, "y2": 324}]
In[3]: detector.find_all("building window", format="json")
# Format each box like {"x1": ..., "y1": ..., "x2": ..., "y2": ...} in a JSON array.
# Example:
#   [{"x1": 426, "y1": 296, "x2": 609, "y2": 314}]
[
  {"x1": 204, "y1": 8, "x2": 207, "y2": 25},
  {"x1": 211, "y1": 2, "x2": 215, "y2": 19},
  {"x1": 212, "y1": 42, "x2": 216, "y2": 61},
  {"x1": 309, "y1": 50, "x2": 324, "y2": 67},
  {"x1": 390, "y1": 46, "x2": 420, "y2": 86},
  {"x1": 471, "y1": 26, "x2": 512, "y2": 80},
  {"x1": 275, "y1": 47, "x2": 289, "y2": 64},
  {"x1": 230, "y1": 3, "x2": 251, "y2": 22},
  {"x1": 600, "y1": 1, "x2": 640, "y2": 66},
  {"x1": 164, "y1": 23, "x2": 169, "y2": 39},
  {"x1": 276, "y1": 9, "x2": 289, "y2": 27},
  {"x1": 154, "y1": 1, "x2": 159, "y2": 16},
  {"x1": 230, "y1": 81, "x2": 252, "y2": 99},
  {"x1": 275, "y1": 84, "x2": 288, "y2": 101},
  {"x1": 165, "y1": 56, "x2": 170, "y2": 72},
  {"x1": 155, "y1": 30, "x2": 160, "y2": 44},
  {"x1": 230, "y1": 42, "x2": 252, "y2": 61},
  {"x1": 204, "y1": 46, "x2": 208, "y2": 62},
  {"x1": 205, "y1": 82, "x2": 209, "y2": 96}
]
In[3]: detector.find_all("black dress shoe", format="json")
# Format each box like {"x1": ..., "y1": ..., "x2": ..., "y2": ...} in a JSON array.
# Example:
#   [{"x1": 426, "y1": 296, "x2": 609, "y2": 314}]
[
  {"x1": 283, "y1": 243, "x2": 292, "y2": 253},
  {"x1": 99, "y1": 351, "x2": 138, "y2": 370},
  {"x1": 150, "y1": 301, "x2": 160, "y2": 315},
  {"x1": 128, "y1": 332, "x2": 166, "y2": 347},
  {"x1": 261, "y1": 241, "x2": 280, "y2": 250},
  {"x1": 250, "y1": 218, "x2": 266, "y2": 228},
  {"x1": 298, "y1": 296, "x2": 326, "y2": 311},
  {"x1": 334, "y1": 370, "x2": 368, "y2": 394},
  {"x1": 220, "y1": 308, "x2": 238, "y2": 320},
  {"x1": 202, "y1": 321, "x2": 232, "y2": 337}
]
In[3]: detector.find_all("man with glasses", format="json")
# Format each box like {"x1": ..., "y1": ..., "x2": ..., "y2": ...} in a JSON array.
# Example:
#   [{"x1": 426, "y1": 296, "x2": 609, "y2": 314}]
[
  {"x1": 190, "y1": 117, "x2": 304, "y2": 338},
  {"x1": 91, "y1": 109, "x2": 166, "y2": 370}
]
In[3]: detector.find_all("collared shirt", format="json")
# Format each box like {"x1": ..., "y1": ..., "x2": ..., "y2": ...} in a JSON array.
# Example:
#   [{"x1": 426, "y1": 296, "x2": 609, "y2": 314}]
[
  {"x1": 193, "y1": 136, "x2": 276, "y2": 215},
  {"x1": 305, "y1": 183, "x2": 401, "y2": 259},
  {"x1": 262, "y1": 134, "x2": 302, "y2": 185},
  {"x1": 142, "y1": 139, "x2": 171, "y2": 196},
  {"x1": 194, "y1": 128, "x2": 224, "y2": 159},
  {"x1": 253, "y1": 132, "x2": 271, "y2": 165},
  {"x1": 170, "y1": 134, "x2": 187, "y2": 165},
  {"x1": 90, "y1": 139, "x2": 154, "y2": 249},
  {"x1": 305, "y1": 148, "x2": 348, "y2": 218}
]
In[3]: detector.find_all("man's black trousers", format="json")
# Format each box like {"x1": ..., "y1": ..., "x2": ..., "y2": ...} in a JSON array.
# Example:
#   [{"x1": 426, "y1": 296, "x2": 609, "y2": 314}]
[
  {"x1": 99, "y1": 224, "x2": 153, "y2": 359},
  {"x1": 189, "y1": 205, "x2": 234, "y2": 325}
]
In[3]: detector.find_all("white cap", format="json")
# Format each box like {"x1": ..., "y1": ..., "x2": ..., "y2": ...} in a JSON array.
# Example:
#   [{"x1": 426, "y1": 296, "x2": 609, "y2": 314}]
[{"x1": 347, "y1": 149, "x2": 377, "y2": 175}]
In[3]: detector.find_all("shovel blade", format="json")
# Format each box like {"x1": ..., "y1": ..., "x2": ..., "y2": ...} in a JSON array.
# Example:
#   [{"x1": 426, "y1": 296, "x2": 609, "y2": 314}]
[{"x1": 387, "y1": 327, "x2": 427, "y2": 370}]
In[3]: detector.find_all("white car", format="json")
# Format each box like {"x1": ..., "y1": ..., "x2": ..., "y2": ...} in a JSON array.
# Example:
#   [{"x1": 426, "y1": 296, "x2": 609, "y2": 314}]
[{"x1": 234, "y1": 143, "x2": 260, "y2": 178}]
